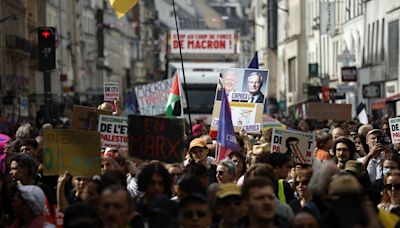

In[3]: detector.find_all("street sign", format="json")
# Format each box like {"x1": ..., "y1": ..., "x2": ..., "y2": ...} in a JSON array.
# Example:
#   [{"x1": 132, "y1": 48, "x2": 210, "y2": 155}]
[
  {"x1": 363, "y1": 84, "x2": 381, "y2": 98},
  {"x1": 337, "y1": 84, "x2": 356, "y2": 93},
  {"x1": 341, "y1": 66, "x2": 357, "y2": 82},
  {"x1": 38, "y1": 27, "x2": 56, "y2": 71}
]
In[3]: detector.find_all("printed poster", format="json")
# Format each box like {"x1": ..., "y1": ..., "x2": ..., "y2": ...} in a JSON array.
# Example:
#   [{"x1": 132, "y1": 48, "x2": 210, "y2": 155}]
[
  {"x1": 389, "y1": 117, "x2": 400, "y2": 144},
  {"x1": 104, "y1": 82, "x2": 119, "y2": 102},
  {"x1": 271, "y1": 128, "x2": 315, "y2": 165},
  {"x1": 98, "y1": 115, "x2": 128, "y2": 149},
  {"x1": 211, "y1": 67, "x2": 269, "y2": 133}
]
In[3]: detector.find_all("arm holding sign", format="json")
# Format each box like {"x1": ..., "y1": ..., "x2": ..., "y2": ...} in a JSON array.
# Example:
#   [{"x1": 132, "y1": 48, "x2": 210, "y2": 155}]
[
  {"x1": 57, "y1": 171, "x2": 72, "y2": 213},
  {"x1": 113, "y1": 99, "x2": 122, "y2": 116}
]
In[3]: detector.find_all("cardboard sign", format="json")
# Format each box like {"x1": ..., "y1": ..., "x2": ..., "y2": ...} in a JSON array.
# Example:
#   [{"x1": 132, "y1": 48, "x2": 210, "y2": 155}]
[
  {"x1": 305, "y1": 102, "x2": 352, "y2": 121},
  {"x1": 389, "y1": 117, "x2": 400, "y2": 144},
  {"x1": 271, "y1": 128, "x2": 315, "y2": 165},
  {"x1": 134, "y1": 78, "x2": 173, "y2": 116},
  {"x1": 128, "y1": 115, "x2": 185, "y2": 163},
  {"x1": 104, "y1": 82, "x2": 119, "y2": 101},
  {"x1": 70, "y1": 105, "x2": 112, "y2": 130},
  {"x1": 169, "y1": 30, "x2": 236, "y2": 54},
  {"x1": 42, "y1": 129, "x2": 101, "y2": 176},
  {"x1": 98, "y1": 115, "x2": 128, "y2": 149},
  {"x1": 211, "y1": 67, "x2": 269, "y2": 133}
]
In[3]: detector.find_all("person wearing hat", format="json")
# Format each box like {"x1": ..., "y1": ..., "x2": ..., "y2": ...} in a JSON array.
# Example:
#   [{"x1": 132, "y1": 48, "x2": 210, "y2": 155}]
[
  {"x1": 9, "y1": 182, "x2": 55, "y2": 228},
  {"x1": 187, "y1": 138, "x2": 217, "y2": 185},
  {"x1": 358, "y1": 129, "x2": 390, "y2": 182},
  {"x1": 179, "y1": 194, "x2": 212, "y2": 228},
  {"x1": 211, "y1": 183, "x2": 245, "y2": 228}
]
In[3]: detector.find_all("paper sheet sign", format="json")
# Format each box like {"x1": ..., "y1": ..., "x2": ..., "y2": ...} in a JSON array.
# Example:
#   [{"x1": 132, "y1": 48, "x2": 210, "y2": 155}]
[
  {"x1": 43, "y1": 129, "x2": 101, "y2": 176},
  {"x1": 98, "y1": 115, "x2": 128, "y2": 149},
  {"x1": 104, "y1": 82, "x2": 119, "y2": 101},
  {"x1": 271, "y1": 128, "x2": 315, "y2": 165},
  {"x1": 389, "y1": 117, "x2": 400, "y2": 144}
]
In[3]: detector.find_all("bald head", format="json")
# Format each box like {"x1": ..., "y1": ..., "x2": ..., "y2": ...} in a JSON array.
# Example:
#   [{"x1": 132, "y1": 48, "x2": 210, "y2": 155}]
[{"x1": 331, "y1": 127, "x2": 345, "y2": 140}]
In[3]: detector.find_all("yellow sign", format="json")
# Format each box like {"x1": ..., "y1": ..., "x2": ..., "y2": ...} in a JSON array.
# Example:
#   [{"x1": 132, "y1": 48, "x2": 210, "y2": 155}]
[
  {"x1": 109, "y1": 0, "x2": 138, "y2": 18},
  {"x1": 43, "y1": 129, "x2": 101, "y2": 177}
]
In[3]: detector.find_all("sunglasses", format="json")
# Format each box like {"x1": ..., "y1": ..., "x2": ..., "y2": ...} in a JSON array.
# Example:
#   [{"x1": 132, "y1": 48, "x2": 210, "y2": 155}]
[
  {"x1": 217, "y1": 171, "x2": 225, "y2": 176},
  {"x1": 295, "y1": 180, "x2": 309, "y2": 186},
  {"x1": 183, "y1": 210, "x2": 208, "y2": 219},
  {"x1": 385, "y1": 184, "x2": 400, "y2": 190}
]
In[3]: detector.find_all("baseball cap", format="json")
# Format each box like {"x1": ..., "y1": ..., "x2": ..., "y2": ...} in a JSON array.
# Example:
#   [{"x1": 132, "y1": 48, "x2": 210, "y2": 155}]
[
  {"x1": 329, "y1": 175, "x2": 362, "y2": 196},
  {"x1": 252, "y1": 142, "x2": 270, "y2": 155},
  {"x1": 17, "y1": 183, "x2": 46, "y2": 216},
  {"x1": 192, "y1": 124, "x2": 204, "y2": 137},
  {"x1": 189, "y1": 138, "x2": 207, "y2": 152},
  {"x1": 344, "y1": 160, "x2": 366, "y2": 176},
  {"x1": 366, "y1": 129, "x2": 383, "y2": 138},
  {"x1": 216, "y1": 183, "x2": 241, "y2": 199}
]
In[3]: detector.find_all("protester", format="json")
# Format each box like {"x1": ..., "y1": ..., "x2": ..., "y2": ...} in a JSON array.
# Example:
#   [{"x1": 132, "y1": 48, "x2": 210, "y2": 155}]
[
  {"x1": 238, "y1": 177, "x2": 290, "y2": 227},
  {"x1": 378, "y1": 170, "x2": 400, "y2": 213},
  {"x1": 212, "y1": 183, "x2": 245, "y2": 228},
  {"x1": 186, "y1": 138, "x2": 217, "y2": 184},
  {"x1": 289, "y1": 168, "x2": 313, "y2": 214},
  {"x1": 315, "y1": 130, "x2": 333, "y2": 161},
  {"x1": 216, "y1": 158, "x2": 236, "y2": 184},
  {"x1": 228, "y1": 151, "x2": 246, "y2": 183},
  {"x1": 8, "y1": 182, "x2": 55, "y2": 228},
  {"x1": 333, "y1": 137, "x2": 356, "y2": 169},
  {"x1": 331, "y1": 127, "x2": 345, "y2": 140},
  {"x1": 179, "y1": 194, "x2": 212, "y2": 228}
]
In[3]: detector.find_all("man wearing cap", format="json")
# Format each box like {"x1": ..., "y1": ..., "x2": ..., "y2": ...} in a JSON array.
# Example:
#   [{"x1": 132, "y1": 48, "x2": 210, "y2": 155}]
[
  {"x1": 187, "y1": 138, "x2": 217, "y2": 185},
  {"x1": 212, "y1": 183, "x2": 245, "y2": 228},
  {"x1": 9, "y1": 182, "x2": 55, "y2": 228},
  {"x1": 358, "y1": 129, "x2": 389, "y2": 181},
  {"x1": 180, "y1": 194, "x2": 212, "y2": 228}
]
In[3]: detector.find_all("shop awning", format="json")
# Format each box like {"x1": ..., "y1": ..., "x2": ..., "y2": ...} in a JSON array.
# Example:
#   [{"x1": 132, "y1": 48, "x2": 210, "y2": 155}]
[{"x1": 371, "y1": 93, "x2": 400, "y2": 110}]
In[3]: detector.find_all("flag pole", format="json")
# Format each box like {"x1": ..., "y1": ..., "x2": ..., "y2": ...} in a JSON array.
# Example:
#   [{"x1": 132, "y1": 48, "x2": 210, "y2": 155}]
[{"x1": 172, "y1": 0, "x2": 193, "y2": 134}]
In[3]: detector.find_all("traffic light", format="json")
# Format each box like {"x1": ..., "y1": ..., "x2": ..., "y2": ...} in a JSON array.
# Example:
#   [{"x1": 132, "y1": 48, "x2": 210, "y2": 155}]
[{"x1": 38, "y1": 27, "x2": 56, "y2": 71}]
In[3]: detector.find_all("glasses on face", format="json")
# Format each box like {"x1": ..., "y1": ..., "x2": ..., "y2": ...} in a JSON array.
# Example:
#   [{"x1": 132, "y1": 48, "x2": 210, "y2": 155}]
[
  {"x1": 222, "y1": 200, "x2": 242, "y2": 207},
  {"x1": 183, "y1": 210, "x2": 208, "y2": 219},
  {"x1": 217, "y1": 171, "x2": 225, "y2": 176},
  {"x1": 295, "y1": 180, "x2": 309, "y2": 186},
  {"x1": 385, "y1": 183, "x2": 400, "y2": 190},
  {"x1": 231, "y1": 159, "x2": 243, "y2": 165},
  {"x1": 170, "y1": 172, "x2": 182, "y2": 178}
]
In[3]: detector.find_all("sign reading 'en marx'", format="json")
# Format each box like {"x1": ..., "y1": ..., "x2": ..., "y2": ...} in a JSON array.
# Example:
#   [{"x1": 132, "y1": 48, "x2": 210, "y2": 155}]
[
  {"x1": 128, "y1": 115, "x2": 185, "y2": 163},
  {"x1": 169, "y1": 30, "x2": 236, "y2": 54}
]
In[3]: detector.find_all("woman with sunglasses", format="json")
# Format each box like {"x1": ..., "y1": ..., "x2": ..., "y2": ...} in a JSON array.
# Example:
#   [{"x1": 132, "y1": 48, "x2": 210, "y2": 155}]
[
  {"x1": 289, "y1": 168, "x2": 313, "y2": 214},
  {"x1": 228, "y1": 151, "x2": 246, "y2": 183},
  {"x1": 378, "y1": 170, "x2": 400, "y2": 212}
]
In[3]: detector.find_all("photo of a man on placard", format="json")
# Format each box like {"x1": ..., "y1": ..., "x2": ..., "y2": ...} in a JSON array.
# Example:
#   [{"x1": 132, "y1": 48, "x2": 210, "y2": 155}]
[
  {"x1": 216, "y1": 69, "x2": 243, "y2": 101},
  {"x1": 243, "y1": 71, "x2": 265, "y2": 103}
]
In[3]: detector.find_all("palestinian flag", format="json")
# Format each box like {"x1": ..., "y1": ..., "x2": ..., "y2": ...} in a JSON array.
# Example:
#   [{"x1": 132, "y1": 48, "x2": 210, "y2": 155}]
[{"x1": 166, "y1": 72, "x2": 182, "y2": 116}]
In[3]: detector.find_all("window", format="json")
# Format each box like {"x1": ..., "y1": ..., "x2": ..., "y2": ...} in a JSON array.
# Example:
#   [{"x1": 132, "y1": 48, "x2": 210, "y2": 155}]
[
  {"x1": 388, "y1": 20, "x2": 399, "y2": 79},
  {"x1": 376, "y1": 20, "x2": 379, "y2": 62},
  {"x1": 288, "y1": 57, "x2": 296, "y2": 92},
  {"x1": 371, "y1": 22, "x2": 374, "y2": 63},
  {"x1": 366, "y1": 24, "x2": 370, "y2": 63}
]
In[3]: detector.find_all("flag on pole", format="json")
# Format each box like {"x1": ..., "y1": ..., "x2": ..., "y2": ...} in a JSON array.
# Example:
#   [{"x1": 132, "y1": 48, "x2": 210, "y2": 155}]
[
  {"x1": 216, "y1": 85, "x2": 238, "y2": 161},
  {"x1": 109, "y1": 0, "x2": 138, "y2": 18},
  {"x1": 166, "y1": 72, "x2": 182, "y2": 117},
  {"x1": 248, "y1": 51, "x2": 259, "y2": 69},
  {"x1": 356, "y1": 103, "x2": 368, "y2": 124}
]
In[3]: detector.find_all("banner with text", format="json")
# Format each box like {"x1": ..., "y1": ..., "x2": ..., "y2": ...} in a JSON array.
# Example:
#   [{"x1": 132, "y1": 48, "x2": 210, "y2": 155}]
[
  {"x1": 128, "y1": 115, "x2": 185, "y2": 163},
  {"x1": 389, "y1": 117, "x2": 400, "y2": 144},
  {"x1": 43, "y1": 129, "x2": 101, "y2": 176},
  {"x1": 98, "y1": 115, "x2": 128, "y2": 149},
  {"x1": 104, "y1": 82, "x2": 119, "y2": 101},
  {"x1": 305, "y1": 102, "x2": 352, "y2": 121},
  {"x1": 169, "y1": 30, "x2": 236, "y2": 54},
  {"x1": 134, "y1": 78, "x2": 173, "y2": 116},
  {"x1": 210, "y1": 67, "x2": 269, "y2": 133},
  {"x1": 271, "y1": 128, "x2": 315, "y2": 165}
]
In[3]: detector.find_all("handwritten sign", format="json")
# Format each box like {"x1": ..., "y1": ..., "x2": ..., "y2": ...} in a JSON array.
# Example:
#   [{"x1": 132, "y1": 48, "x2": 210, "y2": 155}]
[
  {"x1": 389, "y1": 117, "x2": 400, "y2": 144},
  {"x1": 271, "y1": 128, "x2": 315, "y2": 165},
  {"x1": 70, "y1": 105, "x2": 112, "y2": 130},
  {"x1": 134, "y1": 78, "x2": 173, "y2": 116},
  {"x1": 43, "y1": 129, "x2": 101, "y2": 176},
  {"x1": 98, "y1": 115, "x2": 128, "y2": 149},
  {"x1": 128, "y1": 115, "x2": 185, "y2": 163},
  {"x1": 104, "y1": 82, "x2": 119, "y2": 102}
]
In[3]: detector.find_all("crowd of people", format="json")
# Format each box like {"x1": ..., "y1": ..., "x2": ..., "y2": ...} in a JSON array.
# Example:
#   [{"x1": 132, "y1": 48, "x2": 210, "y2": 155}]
[{"x1": 1, "y1": 114, "x2": 400, "y2": 227}]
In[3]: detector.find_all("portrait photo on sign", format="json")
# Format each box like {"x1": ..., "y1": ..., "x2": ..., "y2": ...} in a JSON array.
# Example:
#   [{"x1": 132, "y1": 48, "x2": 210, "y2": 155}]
[
  {"x1": 215, "y1": 68, "x2": 245, "y2": 101},
  {"x1": 241, "y1": 69, "x2": 268, "y2": 104}
]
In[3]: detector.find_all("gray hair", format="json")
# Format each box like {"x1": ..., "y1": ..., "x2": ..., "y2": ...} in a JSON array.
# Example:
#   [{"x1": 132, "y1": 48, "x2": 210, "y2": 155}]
[
  {"x1": 218, "y1": 158, "x2": 236, "y2": 175},
  {"x1": 16, "y1": 124, "x2": 31, "y2": 140},
  {"x1": 308, "y1": 161, "x2": 339, "y2": 196}
]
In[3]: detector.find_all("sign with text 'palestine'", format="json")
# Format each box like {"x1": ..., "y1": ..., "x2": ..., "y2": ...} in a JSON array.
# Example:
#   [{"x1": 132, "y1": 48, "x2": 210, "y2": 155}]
[
  {"x1": 271, "y1": 128, "x2": 315, "y2": 165},
  {"x1": 389, "y1": 117, "x2": 400, "y2": 144},
  {"x1": 98, "y1": 115, "x2": 128, "y2": 149},
  {"x1": 43, "y1": 129, "x2": 101, "y2": 176},
  {"x1": 134, "y1": 78, "x2": 173, "y2": 116},
  {"x1": 128, "y1": 115, "x2": 185, "y2": 163},
  {"x1": 104, "y1": 82, "x2": 119, "y2": 102}
]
